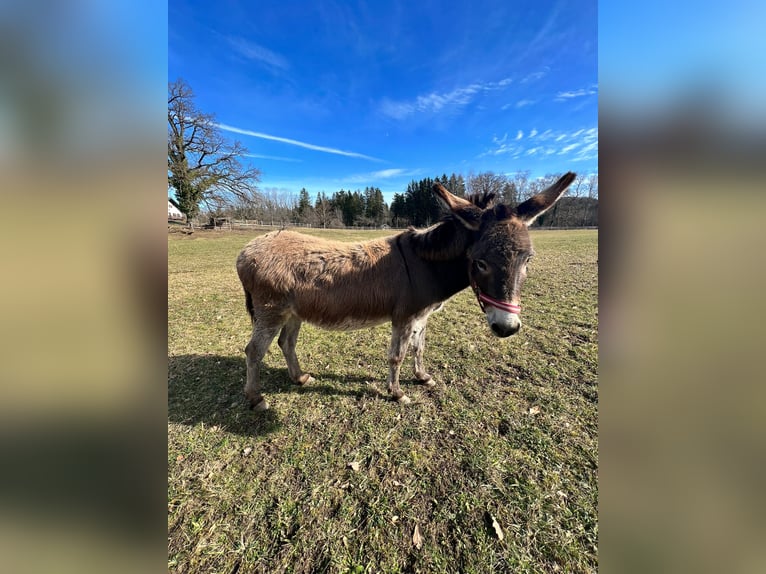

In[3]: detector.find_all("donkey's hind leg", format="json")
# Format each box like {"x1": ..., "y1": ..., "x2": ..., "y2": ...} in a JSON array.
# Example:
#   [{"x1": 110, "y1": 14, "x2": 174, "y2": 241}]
[
  {"x1": 388, "y1": 321, "x2": 413, "y2": 404},
  {"x1": 244, "y1": 319, "x2": 282, "y2": 410},
  {"x1": 278, "y1": 316, "x2": 314, "y2": 385}
]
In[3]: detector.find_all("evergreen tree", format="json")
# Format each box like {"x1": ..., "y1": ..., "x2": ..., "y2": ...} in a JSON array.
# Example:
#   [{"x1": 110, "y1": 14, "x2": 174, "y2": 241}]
[
  {"x1": 390, "y1": 193, "x2": 408, "y2": 227},
  {"x1": 297, "y1": 187, "x2": 312, "y2": 219}
]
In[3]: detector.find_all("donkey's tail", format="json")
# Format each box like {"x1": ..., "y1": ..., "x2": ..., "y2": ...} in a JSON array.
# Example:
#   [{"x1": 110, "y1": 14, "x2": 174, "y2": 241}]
[{"x1": 244, "y1": 289, "x2": 255, "y2": 324}]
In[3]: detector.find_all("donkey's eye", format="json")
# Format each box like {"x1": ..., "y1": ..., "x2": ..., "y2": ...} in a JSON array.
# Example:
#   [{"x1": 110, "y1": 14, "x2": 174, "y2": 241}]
[{"x1": 474, "y1": 259, "x2": 489, "y2": 274}]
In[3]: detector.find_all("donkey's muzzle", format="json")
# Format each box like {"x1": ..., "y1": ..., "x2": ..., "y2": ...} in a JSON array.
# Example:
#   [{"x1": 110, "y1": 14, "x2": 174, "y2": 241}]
[
  {"x1": 486, "y1": 307, "x2": 521, "y2": 337},
  {"x1": 491, "y1": 321, "x2": 520, "y2": 337}
]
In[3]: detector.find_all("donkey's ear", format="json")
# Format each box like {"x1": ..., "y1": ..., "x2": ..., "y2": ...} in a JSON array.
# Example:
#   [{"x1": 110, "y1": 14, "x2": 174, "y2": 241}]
[
  {"x1": 432, "y1": 183, "x2": 482, "y2": 230},
  {"x1": 516, "y1": 172, "x2": 576, "y2": 226}
]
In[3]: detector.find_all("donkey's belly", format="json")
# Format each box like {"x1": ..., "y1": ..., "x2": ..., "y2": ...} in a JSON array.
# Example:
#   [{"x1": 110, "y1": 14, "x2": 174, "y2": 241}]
[
  {"x1": 305, "y1": 315, "x2": 390, "y2": 331},
  {"x1": 291, "y1": 285, "x2": 394, "y2": 331}
]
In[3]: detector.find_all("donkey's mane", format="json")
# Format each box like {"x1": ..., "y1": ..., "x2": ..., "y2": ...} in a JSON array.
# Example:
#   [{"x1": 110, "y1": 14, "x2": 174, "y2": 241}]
[
  {"x1": 404, "y1": 191, "x2": 499, "y2": 261},
  {"x1": 466, "y1": 190, "x2": 497, "y2": 210}
]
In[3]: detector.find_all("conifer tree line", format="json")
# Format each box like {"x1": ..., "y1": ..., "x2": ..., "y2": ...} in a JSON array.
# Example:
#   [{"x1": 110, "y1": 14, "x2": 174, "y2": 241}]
[{"x1": 219, "y1": 171, "x2": 597, "y2": 228}]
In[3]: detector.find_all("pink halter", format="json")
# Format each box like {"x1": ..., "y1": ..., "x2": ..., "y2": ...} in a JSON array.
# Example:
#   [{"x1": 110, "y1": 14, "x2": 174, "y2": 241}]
[{"x1": 470, "y1": 280, "x2": 521, "y2": 315}]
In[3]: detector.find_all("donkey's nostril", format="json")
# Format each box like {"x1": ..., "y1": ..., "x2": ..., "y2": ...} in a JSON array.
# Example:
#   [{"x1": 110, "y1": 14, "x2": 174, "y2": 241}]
[{"x1": 491, "y1": 322, "x2": 520, "y2": 337}]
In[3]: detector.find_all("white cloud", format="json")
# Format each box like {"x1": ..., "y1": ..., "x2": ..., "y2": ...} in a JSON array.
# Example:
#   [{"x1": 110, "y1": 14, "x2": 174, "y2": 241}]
[
  {"x1": 216, "y1": 123, "x2": 382, "y2": 161},
  {"x1": 242, "y1": 153, "x2": 301, "y2": 162},
  {"x1": 555, "y1": 86, "x2": 598, "y2": 101},
  {"x1": 559, "y1": 143, "x2": 580, "y2": 153},
  {"x1": 380, "y1": 78, "x2": 514, "y2": 119},
  {"x1": 515, "y1": 99, "x2": 536, "y2": 108},
  {"x1": 344, "y1": 168, "x2": 420, "y2": 184},
  {"x1": 227, "y1": 37, "x2": 289, "y2": 70},
  {"x1": 371, "y1": 168, "x2": 409, "y2": 178},
  {"x1": 520, "y1": 67, "x2": 549, "y2": 83},
  {"x1": 379, "y1": 100, "x2": 415, "y2": 120},
  {"x1": 483, "y1": 126, "x2": 598, "y2": 163}
]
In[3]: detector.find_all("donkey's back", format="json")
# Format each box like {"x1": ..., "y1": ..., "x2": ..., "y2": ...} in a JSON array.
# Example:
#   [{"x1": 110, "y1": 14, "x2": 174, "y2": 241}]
[{"x1": 236, "y1": 230, "x2": 402, "y2": 329}]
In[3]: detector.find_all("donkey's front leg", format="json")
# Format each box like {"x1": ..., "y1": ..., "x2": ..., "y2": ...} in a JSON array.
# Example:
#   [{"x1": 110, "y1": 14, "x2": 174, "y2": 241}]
[
  {"x1": 411, "y1": 316, "x2": 436, "y2": 388},
  {"x1": 388, "y1": 322, "x2": 413, "y2": 404}
]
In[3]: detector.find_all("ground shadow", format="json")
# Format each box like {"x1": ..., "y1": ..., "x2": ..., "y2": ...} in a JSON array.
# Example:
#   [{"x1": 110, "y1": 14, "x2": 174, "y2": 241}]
[{"x1": 168, "y1": 354, "x2": 387, "y2": 436}]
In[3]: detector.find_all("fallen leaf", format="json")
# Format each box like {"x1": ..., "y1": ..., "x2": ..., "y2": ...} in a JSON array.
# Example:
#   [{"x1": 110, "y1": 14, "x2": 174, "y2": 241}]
[
  {"x1": 243, "y1": 447, "x2": 253, "y2": 456},
  {"x1": 488, "y1": 513, "x2": 504, "y2": 541},
  {"x1": 412, "y1": 524, "x2": 423, "y2": 549},
  {"x1": 391, "y1": 515, "x2": 399, "y2": 524},
  {"x1": 347, "y1": 461, "x2": 360, "y2": 472},
  {"x1": 175, "y1": 454, "x2": 184, "y2": 462},
  {"x1": 528, "y1": 405, "x2": 541, "y2": 415}
]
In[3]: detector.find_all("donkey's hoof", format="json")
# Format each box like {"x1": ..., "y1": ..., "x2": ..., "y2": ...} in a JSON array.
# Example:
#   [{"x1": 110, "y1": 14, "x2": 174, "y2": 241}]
[
  {"x1": 296, "y1": 374, "x2": 315, "y2": 386},
  {"x1": 396, "y1": 395, "x2": 411, "y2": 405},
  {"x1": 250, "y1": 398, "x2": 269, "y2": 411},
  {"x1": 421, "y1": 376, "x2": 436, "y2": 388}
]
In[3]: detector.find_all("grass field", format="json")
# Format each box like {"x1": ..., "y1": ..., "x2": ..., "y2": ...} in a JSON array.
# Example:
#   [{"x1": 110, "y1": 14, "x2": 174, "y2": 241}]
[{"x1": 168, "y1": 226, "x2": 598, "y2": 573}]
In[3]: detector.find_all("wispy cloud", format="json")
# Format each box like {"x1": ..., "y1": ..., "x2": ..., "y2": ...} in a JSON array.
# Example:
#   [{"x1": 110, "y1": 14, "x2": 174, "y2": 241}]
[
  {"x1": 520, "y1": 67, "x2": 550, "y2": 84},
  {"x1": 380, "y1": 77, "x2": 513, "y2": 120},
  {"x1": 242, "y1": 153, "x2": 301, "y2": 163},
  {"x1": 343, "y1": 168, "x2": 421, "y2": 184},
  {"x1": 227, "y1": 37, "x2": 289, "y2": 71},
  {"x1": 558, "y1": 143, "x2": 580, "y2": 154},
  {"x1": 555, "y1": 85, "x2": 598, "y2": 101},
  {"x1": 481, "y1": 127, "x2": 598, "y2": 162},
  {"x1": 370, "y1": 168, "x2": 417, "y2": 178},
  {"x1": 216, "y1": 123, "x2": 382, "y2": 161}
]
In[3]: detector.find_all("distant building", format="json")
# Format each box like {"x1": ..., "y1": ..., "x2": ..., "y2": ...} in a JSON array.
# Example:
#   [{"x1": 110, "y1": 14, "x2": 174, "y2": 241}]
[{"x1": 168, "y1": 198, "x2": 185, "y2": 221}]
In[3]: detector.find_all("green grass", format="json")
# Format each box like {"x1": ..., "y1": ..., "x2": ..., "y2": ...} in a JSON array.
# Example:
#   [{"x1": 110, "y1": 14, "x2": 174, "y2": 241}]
[{"x1": 168, "y1": 226, "x2": 598, "y2": 573}]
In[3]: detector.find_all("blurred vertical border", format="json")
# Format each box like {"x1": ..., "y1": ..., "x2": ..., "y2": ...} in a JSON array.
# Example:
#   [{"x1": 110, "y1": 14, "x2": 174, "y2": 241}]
[
  {"x1": 0, "y1": 1, "x2": 167, "y2": 573},
  {"x1": 600, "y1": 1, "x2": 766, "y2": 572},
  {"x1": 3, "y1": 0, "x2": 765, "y2": 572}
]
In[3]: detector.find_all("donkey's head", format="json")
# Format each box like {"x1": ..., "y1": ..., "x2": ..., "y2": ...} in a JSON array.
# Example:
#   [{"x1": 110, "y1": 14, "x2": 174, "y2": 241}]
[{"x1": 433, "y1": 172, "x2": 576, "y2": 337}]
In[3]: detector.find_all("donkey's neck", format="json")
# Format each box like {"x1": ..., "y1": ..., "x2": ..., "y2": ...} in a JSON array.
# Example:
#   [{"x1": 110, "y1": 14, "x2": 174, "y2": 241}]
[
  {"x1": 403, "y1": 218, "x2": 476, "y2": 303},
  {"x1": 406, "y1": 218, "x2": 475, "y2": 262}
]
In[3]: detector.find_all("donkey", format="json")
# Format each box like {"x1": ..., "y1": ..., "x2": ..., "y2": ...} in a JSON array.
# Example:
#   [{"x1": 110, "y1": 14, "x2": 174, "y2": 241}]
[{"x1": 236, "y1": 172, "x2": 575, "y2": 409}]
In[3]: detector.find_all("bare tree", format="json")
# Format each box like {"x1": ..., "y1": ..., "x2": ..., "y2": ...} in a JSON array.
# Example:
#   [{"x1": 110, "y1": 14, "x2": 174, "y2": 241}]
[
  {"x1": 467, "y1": 171, "x2": 507, "y2": 199},
  {"x1": 314, "y1": 192, "x2": 337, "y2": 229},
  {"x1": 586, "y1": 173, "x2": 598, "y2": 199},
  {"x1": 168, "y1": 79, "x2": 261, "y2": 223},
  {"x1": 510, "y1": 170, "x2": 531, "y2": 202}
]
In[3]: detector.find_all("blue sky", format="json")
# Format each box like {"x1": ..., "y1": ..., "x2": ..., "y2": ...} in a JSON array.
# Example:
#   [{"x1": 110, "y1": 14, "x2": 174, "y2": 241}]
[{"x1": 169, "y1": 0, "x2": 597, "y2": 203}]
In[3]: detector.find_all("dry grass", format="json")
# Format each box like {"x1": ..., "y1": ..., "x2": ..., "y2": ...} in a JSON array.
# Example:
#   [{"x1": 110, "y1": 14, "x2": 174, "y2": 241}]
[{"x1": 168, "y1": 227, "x2": 598, "y2": 573}]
